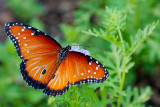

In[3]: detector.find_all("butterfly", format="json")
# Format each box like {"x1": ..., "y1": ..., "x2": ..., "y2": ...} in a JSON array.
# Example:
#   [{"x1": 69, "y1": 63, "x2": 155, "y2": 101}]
[{"x1": 5, "y1": 22, "x2": 109, "y2": 97}]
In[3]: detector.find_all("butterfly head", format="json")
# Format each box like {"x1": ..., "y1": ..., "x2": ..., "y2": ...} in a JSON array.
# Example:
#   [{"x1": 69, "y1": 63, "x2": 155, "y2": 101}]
[{"x1": 65, "y1": 45, "x2": 71, "y2": 50}]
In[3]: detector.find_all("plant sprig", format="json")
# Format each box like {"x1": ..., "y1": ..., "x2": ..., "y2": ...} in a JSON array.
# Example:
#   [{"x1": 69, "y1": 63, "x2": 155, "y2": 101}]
[{"x1": 85, "y1": 6, "x2": 158, "y2": 106}]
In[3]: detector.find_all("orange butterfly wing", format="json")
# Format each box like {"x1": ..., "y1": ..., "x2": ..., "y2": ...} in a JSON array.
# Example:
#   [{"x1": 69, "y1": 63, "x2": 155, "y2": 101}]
[
  {"x1": 43, "y1": 58, "x2": 70, "y2": 96},
  {"x1": 5, "y1": 22, "x2": 62, "y2": 89},
  {"x1": 43, "y1": 52, "x2": 109, "y2": 96},
  {"x1": 5, "y1": 22, "x2": 109, "y2": 97},
  {"x1": 67, "y1": 52, "x2": 109, "y2": 84}
]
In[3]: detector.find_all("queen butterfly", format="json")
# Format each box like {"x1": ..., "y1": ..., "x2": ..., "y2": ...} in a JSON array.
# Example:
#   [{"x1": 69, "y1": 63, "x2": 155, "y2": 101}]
[{"x1": 5, "y1": 22, "x2": 109, "y2": 97}]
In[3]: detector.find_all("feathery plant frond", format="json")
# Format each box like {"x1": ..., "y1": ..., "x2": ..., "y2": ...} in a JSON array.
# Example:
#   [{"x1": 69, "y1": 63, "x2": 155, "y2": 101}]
[
  {"x1": 85, "y1": 6, "x2": 158, "y2": 106},
  {"x1": 121, "y1": 86, "x2": 152, "y2": 107},
  {"x1": 127, "y1": 21, "x2": 159, "y2": 58}
]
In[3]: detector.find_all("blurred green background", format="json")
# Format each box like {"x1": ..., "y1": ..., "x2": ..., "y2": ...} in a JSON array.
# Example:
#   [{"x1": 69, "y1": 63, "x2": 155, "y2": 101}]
[{"x1": 0, "y1": 0, "x2": 160, "y2": 107}]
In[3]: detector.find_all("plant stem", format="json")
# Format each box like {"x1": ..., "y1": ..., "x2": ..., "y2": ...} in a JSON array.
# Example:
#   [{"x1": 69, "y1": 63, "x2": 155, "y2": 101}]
[{"x1": 117, "y1": 26, "x2": 126, "y2": 107}]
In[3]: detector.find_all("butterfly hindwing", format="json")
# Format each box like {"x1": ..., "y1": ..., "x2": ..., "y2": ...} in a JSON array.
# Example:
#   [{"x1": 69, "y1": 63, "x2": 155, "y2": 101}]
[
  {"x1": 43, "y1": 57, "x2": 70, "y2": 96},
  {"x1": 5, "y1": 22, "x2": 62, "y2": 89},
  {"x1": 21, "y1": 53, "x2": 61, "y2": 89},
  {"x1": 67, "y1": 52, "x2": 109, "y2": 85},
  {"x1": 43, "y1": 51, "x2": 109, "y2": 96},
  {"x1": 20, "y1": 60, "x2": 45, "y2": 89}
]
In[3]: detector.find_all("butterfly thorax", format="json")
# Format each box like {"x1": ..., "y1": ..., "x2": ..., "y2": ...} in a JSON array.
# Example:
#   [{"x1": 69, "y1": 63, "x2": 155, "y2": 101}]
[{"x1": 59, "y1": 45, "x2": 71, "y2": 62}]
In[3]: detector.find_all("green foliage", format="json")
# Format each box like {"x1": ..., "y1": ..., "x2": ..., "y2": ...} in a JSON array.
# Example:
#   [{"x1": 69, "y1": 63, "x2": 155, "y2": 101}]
[
  {"x1": 107, "y1": 0, "x2": 160, "y2": 68},
  {"x1": 6, "y1": 0, "x2": 43, "y2": 22},
  {"x1": 60, "y1": 24, "x2": 78, "y2": 42},
  {"x1": 48, "y1": 86, "x2": 97, "y2": 107},
  {"x1": 5, "y1": 0, "x2": 45, "y2": 31},
  {"x1": 74, "y1": 0, "x2": 106, "y2": 29},
  {"x1": 85, "y1": 6, "x2": 158, "y2": 106},
  {"x1": 60, "y1": 0, "x2": 107, "y2": 45},
  {"x1": 84, "y1": 6, "x2": 127, "y2": 46},
  {"x1": 121, "y1": 86, "x2": 152, "y2": 107},
  {"x1": 29, "y1": 18, "x2": 45, "y2": 32}
]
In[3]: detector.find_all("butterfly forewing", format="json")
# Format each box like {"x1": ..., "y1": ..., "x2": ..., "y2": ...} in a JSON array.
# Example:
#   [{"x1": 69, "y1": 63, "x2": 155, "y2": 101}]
[
  {"x1": 5, "y1": 22, "x2": 62, "y2": 89},
  {"x1": 5, "y1": 22, "x2": 61, "y2": 59}
]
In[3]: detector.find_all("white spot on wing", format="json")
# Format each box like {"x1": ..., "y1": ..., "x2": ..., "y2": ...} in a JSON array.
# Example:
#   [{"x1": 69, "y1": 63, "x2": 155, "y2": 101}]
[
  {"x1": 96, "y1": 61, "x2": 98, "y2": 64},
  {"x1": 23, "y1": 37, "x2": 26, "y2": 39},
  {"x1": 21, "y1": 29, "x2": 24, "y2": 31}
]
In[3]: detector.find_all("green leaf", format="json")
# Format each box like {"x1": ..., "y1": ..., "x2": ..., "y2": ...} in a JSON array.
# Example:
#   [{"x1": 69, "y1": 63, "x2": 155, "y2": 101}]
[
  {"x1": 127, "y1": 21, "x2": 159, "y2": 57},
  {"x1": 121, "y1": 86, "x2": 152, "y2": 107}
]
